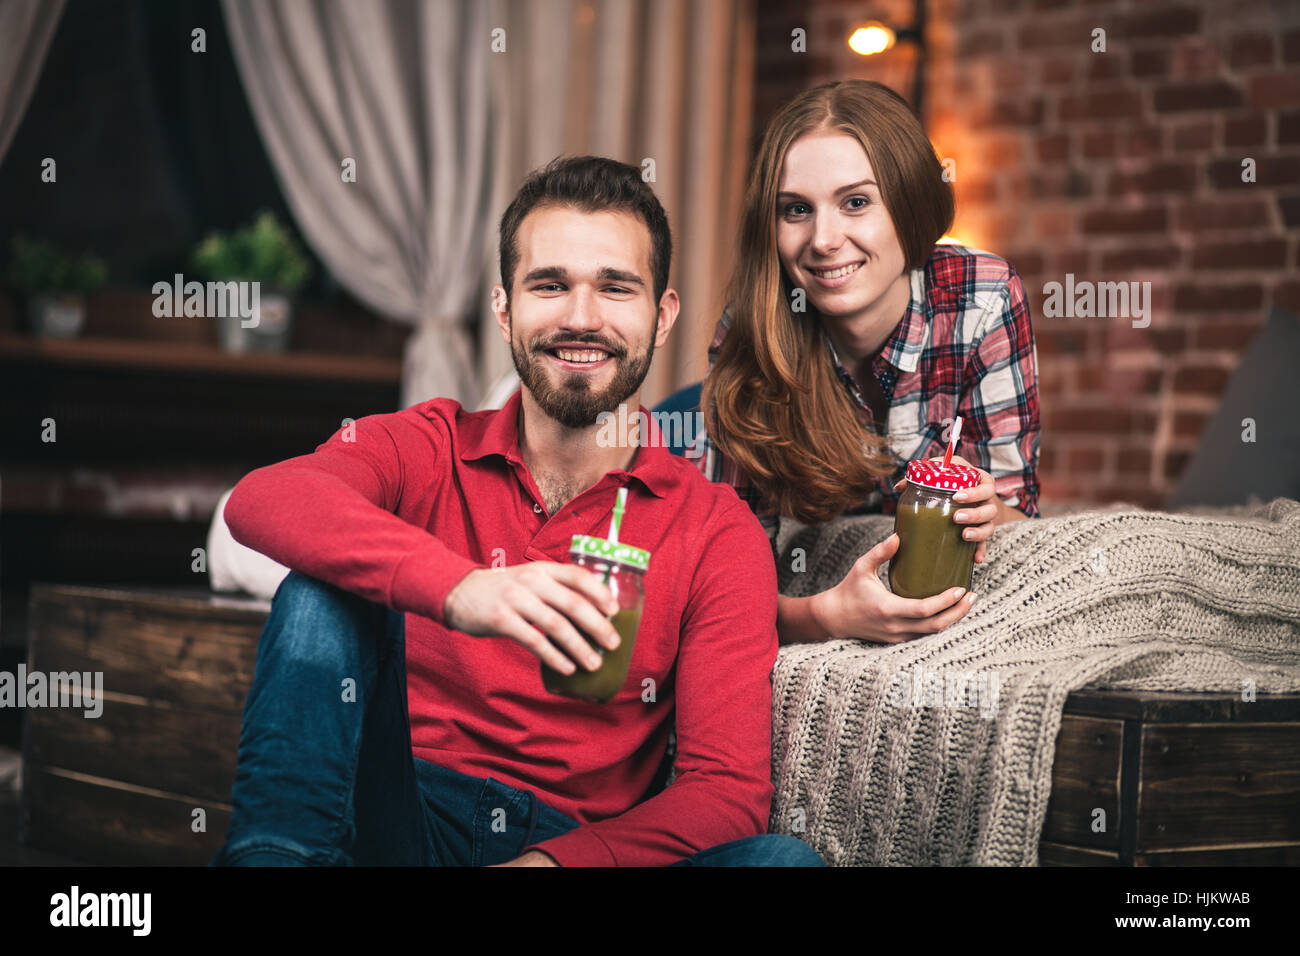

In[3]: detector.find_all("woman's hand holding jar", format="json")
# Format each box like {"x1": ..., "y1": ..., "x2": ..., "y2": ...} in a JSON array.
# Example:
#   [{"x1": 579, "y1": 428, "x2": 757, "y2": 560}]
[
  {"x1": 809, "y1": 454, "x2": 1026, "y2": 645},
  {"x1": 892, "y1": 454, "x2": 1006, "y2": 565},
  {"x1": 809, "y1": 532, "x2": 975, "y2": 644}
]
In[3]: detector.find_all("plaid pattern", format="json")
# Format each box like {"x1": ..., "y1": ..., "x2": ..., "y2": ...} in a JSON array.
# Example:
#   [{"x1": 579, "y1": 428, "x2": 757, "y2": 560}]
[{"x1": 686, "y1": 244, "x2": 1041, "y2": 549}]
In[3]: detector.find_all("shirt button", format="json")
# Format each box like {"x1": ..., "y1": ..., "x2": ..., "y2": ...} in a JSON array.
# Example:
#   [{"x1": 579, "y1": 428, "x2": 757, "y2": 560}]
[{"x1": 533, "y1": 503, "x2": 543, "y2": 514}]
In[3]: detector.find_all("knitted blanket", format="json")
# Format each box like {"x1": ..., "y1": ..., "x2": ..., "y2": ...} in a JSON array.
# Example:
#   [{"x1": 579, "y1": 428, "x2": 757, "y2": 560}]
[{"x1": 768, "y1": 498, "x2": 1300, "y2": 866}]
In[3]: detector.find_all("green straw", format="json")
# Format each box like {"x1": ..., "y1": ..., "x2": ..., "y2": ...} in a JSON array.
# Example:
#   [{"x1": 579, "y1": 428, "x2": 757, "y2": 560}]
[
  {"x1": 607, "y1": 487, "x2": 628, "y2": 543},
  {"x1": 602, "y1": 487, "x2": 628, "y2": 587}
]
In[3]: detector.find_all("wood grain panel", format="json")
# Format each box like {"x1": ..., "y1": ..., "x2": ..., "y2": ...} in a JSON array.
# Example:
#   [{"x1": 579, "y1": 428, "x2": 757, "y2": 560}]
[
  {"x1": 1133, "y1": 843, "x2": 1300, "y2": 866},
  {"x1": 25, "y1": 695, "x2": 243, "y2": 804},
  {"x1": 1137, "y1": 723, "x2": 1300, "y2": 850},
  {"x1": 21, "y1": 766, "x2": 231, "y2": 867},
  {"x1": 1042, "y1": 715, "x2": 1124, "y2": 849},
  {"x1": 1038, "y1": 841, "x2": 1122, "y2": 866},
  {"x1": 28, "y1": 589, "x2": 261, "y2": 712}
]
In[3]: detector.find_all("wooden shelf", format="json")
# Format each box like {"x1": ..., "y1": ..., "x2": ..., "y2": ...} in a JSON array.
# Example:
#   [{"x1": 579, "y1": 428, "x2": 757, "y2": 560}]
[{"x1": 0, "y1": 333, "x2": 401, "y2": 384}]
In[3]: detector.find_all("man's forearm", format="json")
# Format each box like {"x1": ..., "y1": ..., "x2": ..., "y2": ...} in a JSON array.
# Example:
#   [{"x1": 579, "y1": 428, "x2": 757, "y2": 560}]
[{"x1": 225, "y1": 461, "x2": 480, "y2": 623}]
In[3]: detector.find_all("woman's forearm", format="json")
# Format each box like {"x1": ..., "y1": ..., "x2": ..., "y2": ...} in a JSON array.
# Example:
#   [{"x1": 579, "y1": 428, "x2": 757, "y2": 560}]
[
  {"x1": 995, "y1": 496, "x2": 1030, "y2": 524},
  {"x1": 777, "y1": 591, "x2": 837, "y2": 645}
]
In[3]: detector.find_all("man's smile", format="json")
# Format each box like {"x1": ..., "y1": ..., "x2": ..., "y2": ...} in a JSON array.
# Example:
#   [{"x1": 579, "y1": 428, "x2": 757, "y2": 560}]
[{"x1": 539, "y1": 339, "x2": 619, "y2": 372}]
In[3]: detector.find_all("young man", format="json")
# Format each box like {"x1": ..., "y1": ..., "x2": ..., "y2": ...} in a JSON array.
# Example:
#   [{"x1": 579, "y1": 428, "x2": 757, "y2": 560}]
[{"x1": 212, "y1": 156, "x2": 823, "y2": 867}]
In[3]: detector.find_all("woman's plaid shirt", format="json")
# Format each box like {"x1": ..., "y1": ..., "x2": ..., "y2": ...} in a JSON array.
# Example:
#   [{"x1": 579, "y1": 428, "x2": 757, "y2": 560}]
[{"x1": 685, "y1": 244, "x2": 1041, "y2": 549}]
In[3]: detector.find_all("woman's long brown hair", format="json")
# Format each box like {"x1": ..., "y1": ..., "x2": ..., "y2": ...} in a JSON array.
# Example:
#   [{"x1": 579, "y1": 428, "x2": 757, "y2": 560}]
[{"x1": 703, "y1": 80, "x2": 955, "y2": 524}]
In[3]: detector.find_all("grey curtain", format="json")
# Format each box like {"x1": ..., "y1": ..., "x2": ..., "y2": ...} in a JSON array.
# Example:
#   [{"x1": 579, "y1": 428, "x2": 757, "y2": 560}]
[
  {"x1": 220, "y1": 0, "x2": 494, "y2": 407},
  {"x1": 0, "y1": 0, "x2": 66, "y2": 164}
]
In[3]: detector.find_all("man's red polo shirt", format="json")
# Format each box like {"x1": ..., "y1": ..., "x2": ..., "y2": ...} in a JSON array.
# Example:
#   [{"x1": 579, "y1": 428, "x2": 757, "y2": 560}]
[{"x1": 223, "y1": 389, "x2": 779, "y2": 866}]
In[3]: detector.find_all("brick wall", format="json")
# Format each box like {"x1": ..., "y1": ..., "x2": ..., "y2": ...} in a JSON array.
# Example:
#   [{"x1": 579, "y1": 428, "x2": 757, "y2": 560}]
[{"x1": 754, "y1": 0, "x2": 1300, "y2": 510}]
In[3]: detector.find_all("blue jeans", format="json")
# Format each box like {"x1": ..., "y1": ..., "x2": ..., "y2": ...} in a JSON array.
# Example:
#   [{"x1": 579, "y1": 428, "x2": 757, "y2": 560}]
[{"x1": 211, "y1": 572, "x2": 823, "y2": 867}]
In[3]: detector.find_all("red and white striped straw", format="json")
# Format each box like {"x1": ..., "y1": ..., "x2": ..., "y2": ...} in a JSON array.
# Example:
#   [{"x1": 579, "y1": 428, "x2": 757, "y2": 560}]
[{"x1": 942, "y1": 416, "x2": 963, "y2": 469}]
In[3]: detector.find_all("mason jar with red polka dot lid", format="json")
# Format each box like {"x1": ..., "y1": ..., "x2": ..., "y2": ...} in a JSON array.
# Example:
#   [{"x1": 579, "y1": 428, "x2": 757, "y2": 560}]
[{"x1": 889, "y1": 459, "x2": 983, "y2": 599}]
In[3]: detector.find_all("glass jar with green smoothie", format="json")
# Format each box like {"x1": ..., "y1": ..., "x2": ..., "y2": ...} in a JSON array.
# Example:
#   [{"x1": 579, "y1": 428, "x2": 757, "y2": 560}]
[
  {"x1": 889, "y1": 459, "x2": 982, "y2": 600},
  {"x1": 540, "y1": 534, "x2": 650, "y2": 704}
]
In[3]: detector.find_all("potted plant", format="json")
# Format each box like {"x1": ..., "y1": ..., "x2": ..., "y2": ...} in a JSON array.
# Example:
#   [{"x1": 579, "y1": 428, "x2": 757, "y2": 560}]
[
  {"x1": 8, "y1": 237, "x2": 108, "y2": 338},
  {"x1": 190, "y1": 210, "x2": 312, "y2": 353}
]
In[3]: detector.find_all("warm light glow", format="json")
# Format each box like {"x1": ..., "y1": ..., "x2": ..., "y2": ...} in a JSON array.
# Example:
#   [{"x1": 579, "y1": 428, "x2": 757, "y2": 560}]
[
  {"x1": 848, "y1": 22, "x2": 896, "y2": 56},
  {"x1": 938, "y1": 234, "x2": 970, "y2": 246}
]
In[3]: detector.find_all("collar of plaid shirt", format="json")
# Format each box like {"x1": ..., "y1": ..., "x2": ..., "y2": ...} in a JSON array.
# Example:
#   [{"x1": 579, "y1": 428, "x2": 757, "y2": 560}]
[{"x1": 823, "y1": 266, "x2": 929, "y2": 414}]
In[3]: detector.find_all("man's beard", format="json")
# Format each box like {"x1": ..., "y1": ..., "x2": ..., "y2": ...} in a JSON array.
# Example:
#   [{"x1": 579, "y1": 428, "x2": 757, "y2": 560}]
[{"x1": 511, "y1": 327, "x2": 654, "y2": 430}]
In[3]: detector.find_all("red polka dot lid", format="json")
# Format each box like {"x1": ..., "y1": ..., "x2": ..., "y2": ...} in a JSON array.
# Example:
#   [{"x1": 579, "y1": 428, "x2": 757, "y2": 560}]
[{"x1": 905, "y1": 459, "x2": 982, "y2": 491}]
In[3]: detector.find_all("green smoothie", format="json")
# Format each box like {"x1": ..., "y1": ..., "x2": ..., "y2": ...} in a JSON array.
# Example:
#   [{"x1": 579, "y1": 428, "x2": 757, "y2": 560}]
[
  {"x1": 541, "y1": 607, "x2": 641, "y2": 704},
  {"x1": 890, "y1": 497, "x2": 976, "y2": 598}
]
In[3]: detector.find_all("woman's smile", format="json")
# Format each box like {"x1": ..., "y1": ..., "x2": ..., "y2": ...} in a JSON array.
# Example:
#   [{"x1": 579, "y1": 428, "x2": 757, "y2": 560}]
[{"x1": 806, "y1": 259, "x2": 864, "y2": 289}]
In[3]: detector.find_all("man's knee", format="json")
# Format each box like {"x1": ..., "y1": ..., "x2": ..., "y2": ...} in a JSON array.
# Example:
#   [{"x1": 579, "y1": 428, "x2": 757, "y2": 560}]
[
  {"x1": 272, "y1": 571, "x2": 368, "y2": 619},
  {"x1": 263, "y1": 572, "x2": 390, "y2": 662}
]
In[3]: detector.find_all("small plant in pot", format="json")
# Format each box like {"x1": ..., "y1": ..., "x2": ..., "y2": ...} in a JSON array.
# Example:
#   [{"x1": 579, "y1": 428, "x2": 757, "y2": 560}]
[
  {"x1": 9, "y1": 237, "x2": 108, "y2": 338},
  {"x1": 190, "y1": 210, "x2": 312, "y2": 353}
]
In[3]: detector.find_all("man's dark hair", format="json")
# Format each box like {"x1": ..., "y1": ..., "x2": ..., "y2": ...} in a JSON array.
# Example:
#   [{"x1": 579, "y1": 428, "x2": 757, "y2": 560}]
[{"x1": 498, "y1": 155, "x2": 672, "y2": 305}]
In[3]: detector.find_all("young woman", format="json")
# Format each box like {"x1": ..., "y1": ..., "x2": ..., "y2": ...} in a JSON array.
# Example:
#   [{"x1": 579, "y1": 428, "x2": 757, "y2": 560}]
[{"x1": 694, "y1": 79, "x2": 1040, "y2": 646}]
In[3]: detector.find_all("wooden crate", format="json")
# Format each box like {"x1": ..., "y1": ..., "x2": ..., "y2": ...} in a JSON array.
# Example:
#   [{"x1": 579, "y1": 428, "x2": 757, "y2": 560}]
[
  {"x1": 1040, "y1": 689, "x2": 1300, "y2": 865},
  {"x1": 20, "y1": 584, "x2": 1300, "y2": 865},
  {"x1": 21, "y1": 584, "x2": 265, "y2": 865}
]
